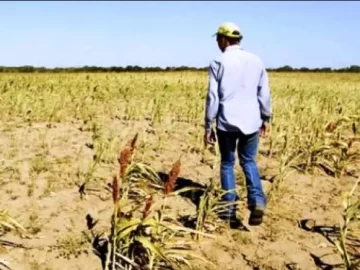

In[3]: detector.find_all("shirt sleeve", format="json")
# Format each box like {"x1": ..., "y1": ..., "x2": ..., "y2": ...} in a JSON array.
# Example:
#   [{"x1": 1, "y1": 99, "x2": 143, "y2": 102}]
[
  {"x1": 205, "y1": 60, "x2": 221, "y2": 132},
  {"x1": 257, "y1": 66, "x2": 272, "y2": 123}
]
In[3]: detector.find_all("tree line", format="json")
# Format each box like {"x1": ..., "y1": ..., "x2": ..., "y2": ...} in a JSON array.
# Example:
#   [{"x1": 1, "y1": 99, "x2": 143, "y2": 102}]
[{"x1": 0, "y1": 65, "x2": 359, "y2": 73}]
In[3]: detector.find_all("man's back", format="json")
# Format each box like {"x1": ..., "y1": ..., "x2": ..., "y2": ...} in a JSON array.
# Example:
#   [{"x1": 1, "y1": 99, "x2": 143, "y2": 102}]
[
  {"x1": 204, "y1": 22, "x2": 271, "y2": 227},
  {"x1": 205, "y1": 45, "x2": 271, "y2": 135}
]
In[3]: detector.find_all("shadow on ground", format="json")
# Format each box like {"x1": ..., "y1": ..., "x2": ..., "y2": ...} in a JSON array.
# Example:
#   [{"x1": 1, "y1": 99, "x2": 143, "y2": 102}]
[
  {"x1": 299, "y1": 219, "x2": 340, "y2": 245},
  {"x1": 309, "y1": 253, "x2": 343, "y2": 270},
  {"x1": 299, "y1": 219, "x2": 360, "y2": 269},
  {"x1": 157, "y1": 172, "x2": 250, "y2": 231},
  {"x1": 158, "y1": 172, "x2": 205, "y2": 208}
]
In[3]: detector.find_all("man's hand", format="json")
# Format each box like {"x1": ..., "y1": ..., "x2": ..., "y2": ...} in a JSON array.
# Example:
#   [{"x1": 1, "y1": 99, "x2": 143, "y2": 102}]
[
  {"x1": 204, "y1": 129, "x2": 217, "y2": 147},
  {"x1": 259, "y1": 122, "x2": 269, "y2": 138}
]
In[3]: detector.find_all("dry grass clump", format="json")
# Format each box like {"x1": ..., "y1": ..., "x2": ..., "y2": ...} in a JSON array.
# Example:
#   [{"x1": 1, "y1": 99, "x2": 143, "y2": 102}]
[
  {"x1": 334, "y1": 178, "x2": 360, "y2": 269},
  {"x1": 87, "y1": 134, "x2": 213, "y2": 270},
  {"x1": 0, "y1": 209, "x2": 26, "y2": 253},
  {"x1": 1, "y1": 72, "x2": 360, "y2": 269},
  {"x1": 0, "y1": 210, "x2": 25, "y2": 237}
]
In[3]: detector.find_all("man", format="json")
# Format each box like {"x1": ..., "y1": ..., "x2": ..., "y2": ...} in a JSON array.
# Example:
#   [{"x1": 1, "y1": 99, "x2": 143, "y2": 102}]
[{"x1": 204, "y1": 22, "x2": 272, "y2": 227}]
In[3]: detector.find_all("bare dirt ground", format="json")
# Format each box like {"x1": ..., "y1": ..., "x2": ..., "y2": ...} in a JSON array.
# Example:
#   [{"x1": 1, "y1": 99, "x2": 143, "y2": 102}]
[{"x1": 0, "y1": 118, "x2": 359, "y2": 270}]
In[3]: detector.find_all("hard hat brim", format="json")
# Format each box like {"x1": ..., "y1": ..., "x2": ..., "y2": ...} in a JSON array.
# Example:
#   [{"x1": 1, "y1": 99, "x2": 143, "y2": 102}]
[{"x1": 212, "y1": 32, "x2": 241, "y2": 38}]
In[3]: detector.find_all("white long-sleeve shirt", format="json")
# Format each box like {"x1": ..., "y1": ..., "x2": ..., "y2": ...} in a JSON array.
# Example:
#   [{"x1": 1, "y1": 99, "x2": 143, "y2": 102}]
[{"x1": 205, "y1": 44, "x2": 272, "y2": 135}]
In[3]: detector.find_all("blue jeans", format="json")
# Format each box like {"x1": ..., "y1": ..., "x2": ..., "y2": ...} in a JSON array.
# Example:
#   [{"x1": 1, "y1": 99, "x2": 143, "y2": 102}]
[{"x1": 217, "y1": 129, "x2": 266, "y2": 216}]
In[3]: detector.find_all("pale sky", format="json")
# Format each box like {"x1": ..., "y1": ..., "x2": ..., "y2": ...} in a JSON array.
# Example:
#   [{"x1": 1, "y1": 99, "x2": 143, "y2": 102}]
[{"x1": 0, "y1": 1, "x2": 359, "y2": 68}]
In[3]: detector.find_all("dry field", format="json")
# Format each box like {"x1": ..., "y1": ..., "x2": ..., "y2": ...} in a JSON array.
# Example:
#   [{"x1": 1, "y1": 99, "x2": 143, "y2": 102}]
[{"x1": 0, "y1": 72, "x2": 359, "y2": 270}]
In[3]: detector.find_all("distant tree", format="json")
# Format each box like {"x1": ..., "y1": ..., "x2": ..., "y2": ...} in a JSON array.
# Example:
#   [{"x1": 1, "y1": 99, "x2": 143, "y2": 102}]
[
  {"x1": 349, "y1": 65, "x2": 360, "y2": 73},
  {"x1": 277, "y1": 65, "x2": 293, "y2": 72},
  {"x1": 0, "y1": 64, "x2": 359, "y2": 73},
  {"x1": 18, "y1": 65, "x2": 35, "y2": 73},
  {"x1": 299, "y1": 67, "x2": 310, "y2": 72},
  {"x1": 320, "y1": 67, "x2": 332, "y2": 72}
]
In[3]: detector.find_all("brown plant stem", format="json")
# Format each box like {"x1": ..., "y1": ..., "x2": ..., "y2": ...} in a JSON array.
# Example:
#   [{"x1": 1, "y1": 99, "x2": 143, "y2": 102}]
[
  {"x1": 164, "y1": 158, "x2": 181, "y2": 195},
  {"x1": 118, "y1": 133, "x2": 138, "y2": 178}
]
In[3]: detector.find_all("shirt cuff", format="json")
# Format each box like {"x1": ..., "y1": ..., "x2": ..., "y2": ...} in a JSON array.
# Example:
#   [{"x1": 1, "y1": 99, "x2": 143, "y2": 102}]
[
  {"x1": 261, "y1": 115, "x2": 271, "y2": 123},
  {"x1": 205, "y1": 121, "x2": 212, "y2": 132}
]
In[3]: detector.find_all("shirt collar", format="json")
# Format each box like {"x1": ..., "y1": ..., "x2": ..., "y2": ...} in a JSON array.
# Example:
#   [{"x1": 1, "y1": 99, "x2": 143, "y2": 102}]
[{"x1": 225, "y1": 44, "x2": 242, "y2": 51}]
